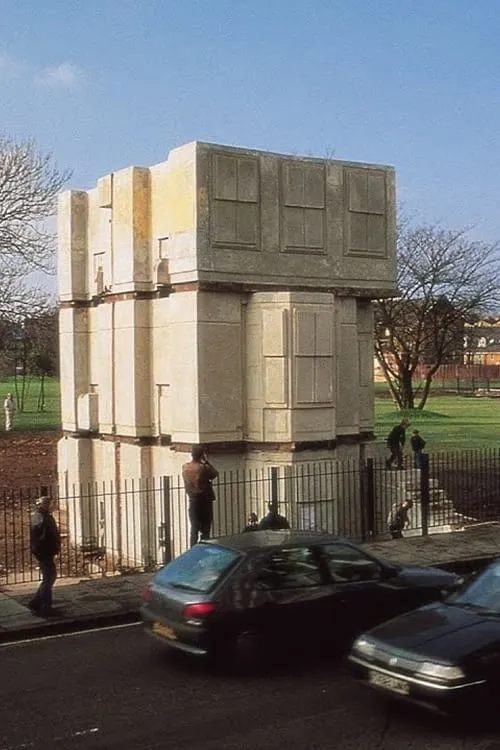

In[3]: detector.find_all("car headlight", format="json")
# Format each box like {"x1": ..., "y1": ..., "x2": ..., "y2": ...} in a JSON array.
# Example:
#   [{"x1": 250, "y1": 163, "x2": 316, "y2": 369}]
[
  {"x1": 352, "y1": 637, "x2": 377, "y2": 658},
  {"x1": 416, "y1": 662, "x2": 465, "y2": 682}
]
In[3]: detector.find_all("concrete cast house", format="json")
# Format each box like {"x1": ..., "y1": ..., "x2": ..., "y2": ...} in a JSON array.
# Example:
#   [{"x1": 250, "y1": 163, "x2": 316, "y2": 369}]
[{"x1": 57, "y1": 142, "x2": 397, "y2": 561}]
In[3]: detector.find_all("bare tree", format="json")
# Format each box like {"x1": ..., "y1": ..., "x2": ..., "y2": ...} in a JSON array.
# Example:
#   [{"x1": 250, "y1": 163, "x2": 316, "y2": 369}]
[
  {"x1": 375, "y1": 221, "x2": 500, "y2": 410},
  {"x1": 0, "y1": 134, "x2": 70, "y2": 271},
  {"x1": 0, "y1": 135, "x2": 69, "y2": 370}
]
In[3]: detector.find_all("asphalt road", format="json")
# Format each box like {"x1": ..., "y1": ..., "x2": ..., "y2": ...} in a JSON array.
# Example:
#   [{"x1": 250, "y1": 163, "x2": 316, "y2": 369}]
[{"x1": 0, "y1": 624, "x2": 499, "y2": 750}]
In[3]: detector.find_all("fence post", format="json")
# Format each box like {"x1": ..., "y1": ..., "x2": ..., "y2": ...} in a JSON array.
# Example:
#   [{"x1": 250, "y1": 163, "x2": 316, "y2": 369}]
[
  {"x1": 420, "y1": 453, "x2": 430, "y2": 537},
  {"x1": 270, "y1": 467, "x2": 279, "y2": 514},
  {"x1": 161, "y1": 476, "x2": 172, "y2": 565},
  {"x1": 361, "y1": 458, "x2": 375, "y2": 541}
]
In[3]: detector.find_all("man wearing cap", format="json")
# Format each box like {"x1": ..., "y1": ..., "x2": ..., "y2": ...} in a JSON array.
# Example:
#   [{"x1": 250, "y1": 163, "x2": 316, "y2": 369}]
[{"x1": 28, "y1": 496, "x2": 61, "y2": 615}]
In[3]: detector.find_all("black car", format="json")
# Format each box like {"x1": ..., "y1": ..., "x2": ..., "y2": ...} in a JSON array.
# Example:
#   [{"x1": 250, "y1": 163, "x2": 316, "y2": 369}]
[
  {"x1": 349, "y1": 558, "x2": 500, "y2": 715},
  {"x1": 141, "y1": 531, "x2": 458, "y2": 667}
]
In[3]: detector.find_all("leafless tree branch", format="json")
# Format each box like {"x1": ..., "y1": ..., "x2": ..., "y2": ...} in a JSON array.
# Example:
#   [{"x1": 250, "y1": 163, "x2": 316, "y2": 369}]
[{"x1": 375, "y1": 218, "x2": 500, "y2": 410}]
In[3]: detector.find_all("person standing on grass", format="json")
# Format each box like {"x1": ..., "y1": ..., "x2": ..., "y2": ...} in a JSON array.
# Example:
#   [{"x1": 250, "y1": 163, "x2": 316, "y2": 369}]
[
  {"x1": 410, "y1": 429, "x2": 426, "y2": 469},
  {"x1": 4, "y1": 393, "x2": 16, "y2": 431},
  {"x1": 182, "y1": 445, "x2": 219, "y2": 547},
  {"x1": 28, "y1": 495, "x2": 61, "y2": 615},
  {"x1": 385, "y1": 419, "x2": 410, "y2": 470}
]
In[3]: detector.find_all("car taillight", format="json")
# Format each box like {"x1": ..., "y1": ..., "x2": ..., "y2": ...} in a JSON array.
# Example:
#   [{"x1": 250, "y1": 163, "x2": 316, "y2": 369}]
[
  {"x1": 182, "y1": 602, "x2": 216, "y2": 619},
  {"x1": 142, "y1": 587, "x2": 153, "y2": 603}
]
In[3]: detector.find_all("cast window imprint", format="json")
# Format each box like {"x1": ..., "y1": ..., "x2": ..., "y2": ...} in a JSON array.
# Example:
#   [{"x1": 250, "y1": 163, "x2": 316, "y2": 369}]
[
  {"x1": 293, "y1": 310, "x2": 333, "y2": 405},
  {"x1": 345, "y1": 168, "x2": 387, "y2": 257},
  {"x1": 281, "y1": 161, "x2": 326, "y2": 254},
  {"x1": 93, "y1": 253, "x2": 105, "y2": 294},
  {"x1": 211, "y1": 153, "x2": 260, "y2": 250},
  {"x1": 157, "y1": 384, "x2": 171, "y2": 438}
]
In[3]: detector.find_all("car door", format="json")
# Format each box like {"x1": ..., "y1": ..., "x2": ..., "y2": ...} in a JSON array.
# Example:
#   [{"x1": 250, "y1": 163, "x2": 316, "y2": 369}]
[
  {"x1": 252, "y1": 545, "x2": 334, "y2": 651},
  {"x1": 318, "y1": 542, "x2": 404, "y2": 637}
]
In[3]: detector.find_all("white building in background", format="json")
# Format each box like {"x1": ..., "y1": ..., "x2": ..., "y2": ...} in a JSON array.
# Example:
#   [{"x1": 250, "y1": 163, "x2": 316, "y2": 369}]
[{"x1": 57, "y1": 142, "x2": 396, "y2": 561}]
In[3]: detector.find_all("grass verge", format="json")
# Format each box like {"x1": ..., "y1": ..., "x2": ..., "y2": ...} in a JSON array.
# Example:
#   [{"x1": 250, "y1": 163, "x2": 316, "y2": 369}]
[
  {"x1": 0, "y1": 377, "x2": 60, "y2": 432},
  {"x1": 375, "y1": 393, "x2": 500, "y2": 451}
]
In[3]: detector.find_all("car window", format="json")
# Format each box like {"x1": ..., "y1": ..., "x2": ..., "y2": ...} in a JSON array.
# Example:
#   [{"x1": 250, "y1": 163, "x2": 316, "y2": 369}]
[
  {"x1": 153, "y1": 544, "x2": 241, "y2": 593},
  {"x1": 258, "y1": 547, "x2": 323, "y2": 589},
  {"x1": 320, "y1": 543, "x2": 381, "y2": 583},
  {"x1": 449, "y1": 560, "x2": 500, "y2": 614}
]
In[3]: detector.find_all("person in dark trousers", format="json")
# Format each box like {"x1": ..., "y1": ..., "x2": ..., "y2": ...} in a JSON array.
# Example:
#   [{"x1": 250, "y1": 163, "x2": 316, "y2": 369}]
[
  {"x1": 388, "y1": 499, "x2": 410, "y2": 539},
  {"x1": 243, "y1": 512, "x2": 259, "y2": 532},
  {"x1": 28, "y1": 495, "x2": 61, "y2": 615},
  {"x1": 385, "y1": 419, "x2": 410, "y2": 470},
  {"x1": 410, "y1": 429, "x2": 426, "y2": 469},
  {"x1": 182, "y1": 445, "x2": 219, "y2": 547},
  {"x1": 258, "y1": 503, "x2": 291, "y2": 530}
]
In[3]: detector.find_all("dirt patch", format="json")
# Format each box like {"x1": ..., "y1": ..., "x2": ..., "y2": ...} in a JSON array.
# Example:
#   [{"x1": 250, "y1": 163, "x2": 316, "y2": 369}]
[{"x1": 0, "y1": 430, "x2": 60, "y2": 493}]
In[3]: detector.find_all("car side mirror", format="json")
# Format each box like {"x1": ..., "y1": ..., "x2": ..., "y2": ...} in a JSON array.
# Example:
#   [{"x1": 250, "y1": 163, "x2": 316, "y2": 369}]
[
  {"x1": 441, "y1": 575, "x2": 469, "y2": 599},
  {"x1": 381, "y1": 565, "x2": 398, "y2": 580}
]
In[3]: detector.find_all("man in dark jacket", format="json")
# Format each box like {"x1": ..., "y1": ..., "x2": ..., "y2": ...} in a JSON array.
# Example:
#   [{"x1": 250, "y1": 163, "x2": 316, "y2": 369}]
[
  {"x1": 385, "y1": 419, "x2": 410, "y2": 470},
  {"x1": 28, "y1": 496, "x2": 61, "y2": 615},
  {"x1": 258, "y1": 503, "x2": 291, "y2": 531},
  {"x1": 182, "y1": 445, "x2": 219, "y2": 547}
]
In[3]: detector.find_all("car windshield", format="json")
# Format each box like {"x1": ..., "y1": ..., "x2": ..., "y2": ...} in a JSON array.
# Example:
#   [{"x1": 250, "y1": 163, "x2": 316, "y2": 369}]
[
  {"x1": 153, "y1": 544, "x2": 241, "y2": 594},
  {"x1": 448, "y1": 560, "x2": 500, "y2": 615}
]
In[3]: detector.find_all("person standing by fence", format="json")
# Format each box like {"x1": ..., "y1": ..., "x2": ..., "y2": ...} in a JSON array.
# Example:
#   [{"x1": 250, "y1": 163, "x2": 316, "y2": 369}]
[
  {"x1": 182, "y1": 445, "x2": 219, "y2": 547},
  {"x1": 410, "y1": 429, "x2": 426, "y2": 469},
  {"x1": 4, "y1": 393, "x2": 16, "y2": 431},
  {"x1": 28, "y1": 495, "x2": 61, "y2": 615},
  {"x1": 385, "y1": 419, "x2": 410, "y2": 470},
  {"x1": 258, "y1": 503, "x2": 291, "y2": 530}
]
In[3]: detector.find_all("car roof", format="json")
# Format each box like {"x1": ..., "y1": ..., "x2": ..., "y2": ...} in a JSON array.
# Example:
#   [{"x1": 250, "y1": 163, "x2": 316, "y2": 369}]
[{"x1": 203, "y1": 530, "x2": 343, "y2": 552}]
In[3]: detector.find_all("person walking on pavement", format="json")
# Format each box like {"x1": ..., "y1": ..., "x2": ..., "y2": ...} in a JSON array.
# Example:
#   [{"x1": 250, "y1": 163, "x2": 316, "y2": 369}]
[
  {"x1": 258, "y1": 503, "x2": 291, "y2": 530},
  {"x1": 182, "y1": 445, "x2": 219, "y2": 547},
  {"x1": 410, "y1": 429, "x2": 426, "y2": 469},
  {"x1": 385, "y1": 419, "x2": 410, "y2": 470},
  {"x1": 28, "y1": 495, "x2": 61, "y2": 615},
  {"x1": 388, "y1": 499, "x2": 411, "y2": 539},
  {"x1": 4, "y1": 393, "x2": 16, "y2": 431}
]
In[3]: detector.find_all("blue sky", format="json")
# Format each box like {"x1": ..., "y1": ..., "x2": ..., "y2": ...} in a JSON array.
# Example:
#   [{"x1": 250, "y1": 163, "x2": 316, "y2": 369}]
[{"x1": 2, "y1": 0, "x2": 500, "y2": 241}]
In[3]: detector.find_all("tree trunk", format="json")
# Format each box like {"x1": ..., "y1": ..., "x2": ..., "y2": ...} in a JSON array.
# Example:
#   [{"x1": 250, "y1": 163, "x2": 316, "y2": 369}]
[
  {"x1": 398, "y1": 369, "x2": 415, "y2": 409},
  {"x1": 37, "y1": 375, "x2": 45, "y2": 412}
]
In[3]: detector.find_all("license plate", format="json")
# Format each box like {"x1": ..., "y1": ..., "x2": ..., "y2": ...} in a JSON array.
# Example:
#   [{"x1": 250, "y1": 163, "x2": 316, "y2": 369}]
[
  {"x1": 152, "y1": 622, "x2": 177, "y2": 640},
  {"x1": 369, "y1": 670, "x2": 410, "y2": 695}
]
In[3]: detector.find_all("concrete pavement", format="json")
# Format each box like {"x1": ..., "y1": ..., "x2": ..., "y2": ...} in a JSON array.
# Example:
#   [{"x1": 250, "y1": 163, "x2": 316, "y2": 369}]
[{"x1": 0, "y1": 523, "x2": 498, "y2": 643}]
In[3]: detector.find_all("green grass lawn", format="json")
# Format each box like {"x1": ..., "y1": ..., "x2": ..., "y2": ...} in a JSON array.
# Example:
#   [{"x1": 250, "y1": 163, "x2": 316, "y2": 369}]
[
  {"x1": 0, "y1": 375, "x2": 497, "y2": 451},
  {"x1": 0, "y1": 377, "x2": 61, "y2": 431},
  {"x1": 375, "y1": 392, "x2": 500, "y2": 452}
]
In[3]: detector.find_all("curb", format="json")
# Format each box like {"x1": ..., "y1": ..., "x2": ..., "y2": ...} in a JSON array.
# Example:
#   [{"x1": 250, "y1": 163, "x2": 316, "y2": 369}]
[{"x1": 0, "y1": 610, "x2": 141, "y2": 646}]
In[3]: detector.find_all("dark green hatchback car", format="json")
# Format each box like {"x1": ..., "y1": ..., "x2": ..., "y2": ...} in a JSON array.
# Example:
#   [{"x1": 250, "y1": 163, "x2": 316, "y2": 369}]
[{"x1": 141, "y1": 530, "x2": 458, "y2": 666}]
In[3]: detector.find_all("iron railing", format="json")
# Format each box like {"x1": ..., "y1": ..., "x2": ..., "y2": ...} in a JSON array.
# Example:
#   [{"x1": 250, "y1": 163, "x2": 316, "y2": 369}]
[{"x1": 1, "y1": 450, "x2": 499, "y2": 585}]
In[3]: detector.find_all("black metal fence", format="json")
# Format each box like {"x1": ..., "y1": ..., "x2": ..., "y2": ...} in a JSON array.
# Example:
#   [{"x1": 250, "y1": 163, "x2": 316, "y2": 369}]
[{"x1": 1, "y1": 449, "x2": 499, "y2": 585}]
